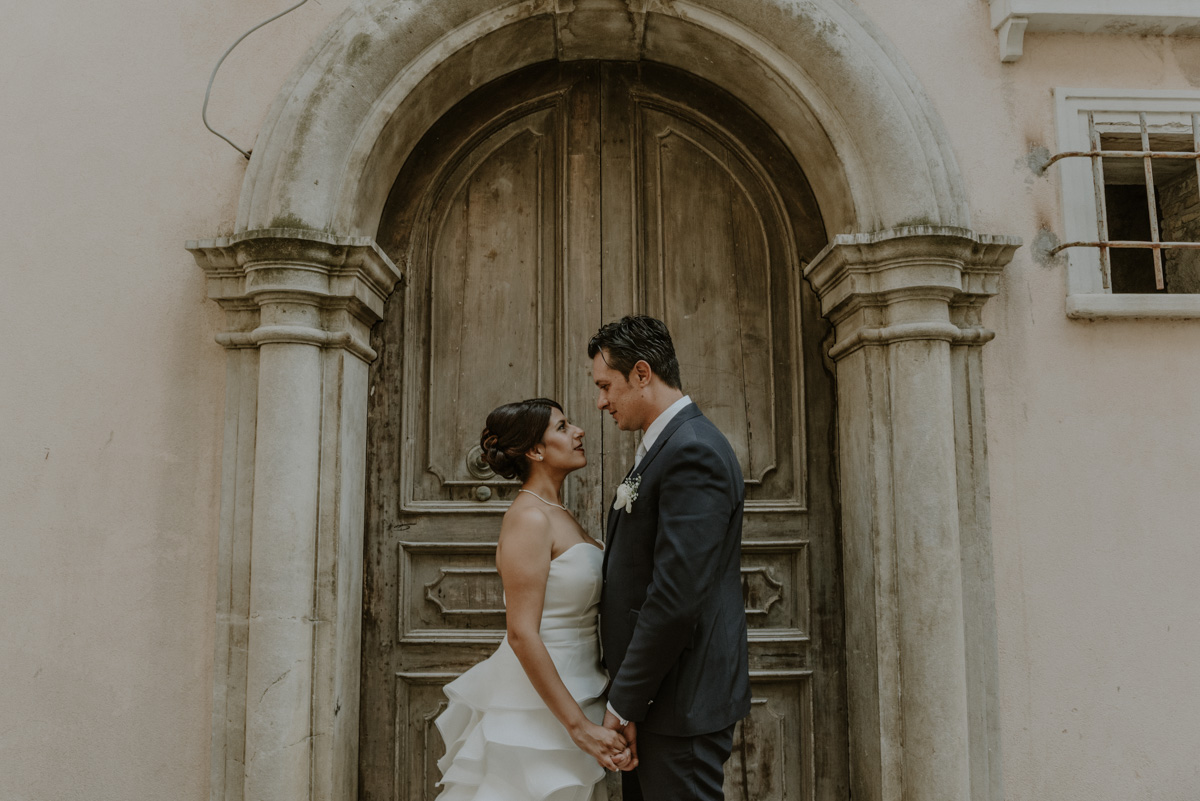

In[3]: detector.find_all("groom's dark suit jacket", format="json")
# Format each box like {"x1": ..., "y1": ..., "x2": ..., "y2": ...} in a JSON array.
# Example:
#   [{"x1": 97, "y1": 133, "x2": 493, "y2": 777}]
[{"x1": 600, "y1": 403, "x2": 751, "y2": 737}]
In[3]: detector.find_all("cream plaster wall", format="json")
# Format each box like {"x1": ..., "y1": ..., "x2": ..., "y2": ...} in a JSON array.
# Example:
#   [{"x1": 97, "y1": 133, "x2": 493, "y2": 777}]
[
  {"x1": 0, "y1": 2, "x2": 344, "y2": 800},
  {"x1": 1, "y1": 1, "x2": 1198, "y2": 800},
  {"x1": 849, "y1": 3, "x2": 1200, "y2": 799}
]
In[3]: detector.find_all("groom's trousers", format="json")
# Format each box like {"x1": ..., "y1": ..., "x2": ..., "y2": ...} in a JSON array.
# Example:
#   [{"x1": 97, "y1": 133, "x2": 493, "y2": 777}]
[{"x1": 620, "y1": 723, "x2": 736, "y2": 801}]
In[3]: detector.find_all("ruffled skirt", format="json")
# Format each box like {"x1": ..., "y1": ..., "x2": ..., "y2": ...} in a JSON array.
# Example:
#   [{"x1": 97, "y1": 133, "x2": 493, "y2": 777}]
[{"x1": 434, "y1": 633, "x2": 609, "y2": 801}]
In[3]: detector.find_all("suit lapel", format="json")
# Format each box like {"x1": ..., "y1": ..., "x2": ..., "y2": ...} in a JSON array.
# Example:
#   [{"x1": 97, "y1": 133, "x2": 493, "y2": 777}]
[
  {"x1": 603, "y1": 403, "x2": 702, "y2": 573},
  {"x1": 631, "y1": 403, "x2": 701, "y2": 477},
  {"x1": 606, "y1": 494, "x2": 621, "y2": 539}
]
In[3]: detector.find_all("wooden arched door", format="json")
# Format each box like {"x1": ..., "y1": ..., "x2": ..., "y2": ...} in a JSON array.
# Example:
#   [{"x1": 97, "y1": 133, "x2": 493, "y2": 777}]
[{"x1": 362, "y1": 62, "x2": 846, "y2": 801}]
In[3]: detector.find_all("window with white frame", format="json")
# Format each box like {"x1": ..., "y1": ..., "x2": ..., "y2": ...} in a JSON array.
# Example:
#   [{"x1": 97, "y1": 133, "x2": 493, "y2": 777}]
[{"x1": 1051, "y1": 88, "x2": 1200, "y2": 319}]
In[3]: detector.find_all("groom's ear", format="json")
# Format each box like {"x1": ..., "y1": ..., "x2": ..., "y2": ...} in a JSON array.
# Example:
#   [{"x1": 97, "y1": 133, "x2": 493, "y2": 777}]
[{"x1": 631, "y1": 359, "x2": 653, "y2": 387}]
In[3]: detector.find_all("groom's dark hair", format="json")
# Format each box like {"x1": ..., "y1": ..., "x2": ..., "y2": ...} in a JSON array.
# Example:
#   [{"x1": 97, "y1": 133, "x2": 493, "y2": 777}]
[{"x1": 588, "y1": 315, "x2": 682, "y2": 390}]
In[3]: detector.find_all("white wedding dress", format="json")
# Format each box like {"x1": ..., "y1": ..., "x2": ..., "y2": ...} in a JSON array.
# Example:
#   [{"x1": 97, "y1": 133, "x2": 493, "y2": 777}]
[{"x1": 434, "y1": 542, "x2": 609, "y2": 801}]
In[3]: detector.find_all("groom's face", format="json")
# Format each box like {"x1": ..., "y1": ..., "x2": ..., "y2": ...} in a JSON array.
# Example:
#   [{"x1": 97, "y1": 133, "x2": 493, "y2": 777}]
[{"x1": 592, "y1": 351, "x2": 644, "y2": 432}]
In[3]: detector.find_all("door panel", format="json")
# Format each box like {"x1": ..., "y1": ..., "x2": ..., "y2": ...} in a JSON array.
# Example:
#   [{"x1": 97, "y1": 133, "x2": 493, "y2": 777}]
[
  {"x1": 395, "y1": 674, "x2": 450, "y2": 801},
  {"x1": 364, "y1": 65, "x2": 604, "y2": 801},
  {"x1": 364, "y1": 62, "x2": 846, "y2": 801},
  {"x1": 726, "y1": 679, "x2": 814, "y2": 801},
  {"x1": 635, "y1": 99, "x2": 803, "y2": 508},
  {"x1": 421, "y1": 114, "x2": 559, "y2": 503}
]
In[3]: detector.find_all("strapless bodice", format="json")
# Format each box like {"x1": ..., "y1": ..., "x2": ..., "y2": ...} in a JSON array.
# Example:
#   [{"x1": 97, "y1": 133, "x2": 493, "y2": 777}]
[{"x1": 537, "y1": 542, "x2": 604, "y2": 643}]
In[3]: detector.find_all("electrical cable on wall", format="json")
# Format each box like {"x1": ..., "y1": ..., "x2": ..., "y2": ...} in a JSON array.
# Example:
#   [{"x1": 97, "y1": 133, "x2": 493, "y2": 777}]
[{"x1": 202, "y1": 0, "x2": 312, "y2": 159}]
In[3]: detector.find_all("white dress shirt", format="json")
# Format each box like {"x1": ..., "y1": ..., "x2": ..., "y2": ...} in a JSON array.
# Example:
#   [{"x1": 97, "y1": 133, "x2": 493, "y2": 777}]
[
  {"x1": 608, "y1": 394, "x2": 692, "y2": 725},
  {"x1": 633, "y1": 395, "x2": 692, "y2": 469}
]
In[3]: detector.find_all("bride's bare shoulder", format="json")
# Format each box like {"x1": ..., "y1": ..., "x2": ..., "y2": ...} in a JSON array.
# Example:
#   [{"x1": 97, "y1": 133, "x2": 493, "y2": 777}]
[
  {"x1": 497, "y1": 501, "x2": 553, "y2": 557},
  {"x1": 502, "y1": 497, "x2": 551, "y2": 528}
]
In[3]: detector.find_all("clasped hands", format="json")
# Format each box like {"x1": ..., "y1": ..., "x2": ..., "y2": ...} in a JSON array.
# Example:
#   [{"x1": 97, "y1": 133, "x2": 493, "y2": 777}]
[
  {"x1": 570, "y1": 710, "x2": 637, "y2": 772},
  {"x1": 599, "y1": 709, "x2": 638, "y2": 772}
]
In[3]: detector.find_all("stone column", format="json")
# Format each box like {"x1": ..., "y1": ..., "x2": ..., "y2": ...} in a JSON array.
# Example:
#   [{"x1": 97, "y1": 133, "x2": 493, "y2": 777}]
[
  {"x1": 804, "y1": 227, "x2": 1018, "y2": 801},
  {"x1": 188, "y1": 230, "x2": 404, "y2": 801}
]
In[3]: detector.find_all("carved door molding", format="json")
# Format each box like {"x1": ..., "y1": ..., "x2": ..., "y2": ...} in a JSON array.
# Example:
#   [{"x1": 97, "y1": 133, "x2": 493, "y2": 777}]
[{"x1": 361, "y1": 62, "x2": 846, "y2": 801}]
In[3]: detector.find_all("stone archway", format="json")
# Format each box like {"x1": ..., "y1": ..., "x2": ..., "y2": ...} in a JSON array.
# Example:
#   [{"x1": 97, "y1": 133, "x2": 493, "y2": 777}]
[
  {"x1": 187, "y1": 3, "x2": 1019, "y2": 801},
  {"x1": 235, "y1": 0, "x2": 970, "y2": 239}
]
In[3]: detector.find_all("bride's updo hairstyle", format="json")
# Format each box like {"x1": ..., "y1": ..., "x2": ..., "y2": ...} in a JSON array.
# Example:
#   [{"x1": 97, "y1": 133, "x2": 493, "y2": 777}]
[{"x1": 480, "y1": 398, "x2": 563, "y2": 481}]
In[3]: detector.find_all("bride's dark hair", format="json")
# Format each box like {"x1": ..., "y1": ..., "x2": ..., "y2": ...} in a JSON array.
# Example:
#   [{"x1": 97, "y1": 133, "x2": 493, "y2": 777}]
[{"x1": 480, "y1": 398, "x2": 563, "y2": 481}]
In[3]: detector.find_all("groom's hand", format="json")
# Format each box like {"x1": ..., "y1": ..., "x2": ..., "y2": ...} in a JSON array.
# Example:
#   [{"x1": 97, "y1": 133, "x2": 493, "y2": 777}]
[
  {"x1": 603, "y1": 711, "x2": 638, "y2": 771},
  {"x1": 619, "y1": 721, "x2": 638, "y2": 770}
]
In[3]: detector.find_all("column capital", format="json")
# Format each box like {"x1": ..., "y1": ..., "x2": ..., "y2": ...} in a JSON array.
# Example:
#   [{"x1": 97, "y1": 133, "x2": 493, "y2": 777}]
[
  {"x1": 804, "y1": 226, "x2": 1020, "y2": 360},
  {"x1": 187, "y1": 229, "x2": 405, "y2": 361}
]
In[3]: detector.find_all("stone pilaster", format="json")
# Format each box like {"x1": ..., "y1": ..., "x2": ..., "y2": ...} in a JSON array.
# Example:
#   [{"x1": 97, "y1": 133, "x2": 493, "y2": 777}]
[
  {"x1": 950, "y1": 256, "x2": 1007, "y2": 801},
  {"x1": 804, "y1": 227, "x2": 1019, "y2": 801},
  {"x1": 187, "y1": 230, "x2": 404, "y2": 801}
]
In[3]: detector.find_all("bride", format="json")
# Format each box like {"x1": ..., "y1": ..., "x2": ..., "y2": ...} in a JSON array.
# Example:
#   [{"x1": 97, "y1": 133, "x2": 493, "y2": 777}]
[{"x1": 435, "y1": 398, "x2": 635, "y2": 801}]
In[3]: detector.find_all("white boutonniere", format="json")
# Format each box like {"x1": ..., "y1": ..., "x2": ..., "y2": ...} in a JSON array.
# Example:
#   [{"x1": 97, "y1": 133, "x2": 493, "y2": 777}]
[{"x1": 613, "y1": 474, "x2": 642, "y2": 514}]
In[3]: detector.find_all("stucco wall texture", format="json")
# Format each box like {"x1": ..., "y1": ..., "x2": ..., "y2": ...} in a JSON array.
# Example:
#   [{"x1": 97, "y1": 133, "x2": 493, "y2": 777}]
[
  {"x1": 1, "y1": 2, "x2": 1197, "y2": 801},
  {"x1": 0, "y1": 2, "x2": 344, "y2": 800}
]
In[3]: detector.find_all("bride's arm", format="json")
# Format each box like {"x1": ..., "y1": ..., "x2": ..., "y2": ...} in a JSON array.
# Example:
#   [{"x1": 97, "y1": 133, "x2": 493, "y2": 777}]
[{"x1": 497, "y1": 507, "x2": 630, "y2": 771}]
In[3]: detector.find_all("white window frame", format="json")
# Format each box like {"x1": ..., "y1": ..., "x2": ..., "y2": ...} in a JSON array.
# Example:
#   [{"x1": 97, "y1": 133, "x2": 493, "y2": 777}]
[{"x1": 1054, "y1": 88, "x2": 1200, "y2": 319}]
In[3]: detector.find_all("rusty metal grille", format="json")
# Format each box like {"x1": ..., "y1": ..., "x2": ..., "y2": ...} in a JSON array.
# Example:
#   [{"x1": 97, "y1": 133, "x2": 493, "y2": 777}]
[{"x1": 1045, "y1": 111, "x2": 1200, "y2": 290}]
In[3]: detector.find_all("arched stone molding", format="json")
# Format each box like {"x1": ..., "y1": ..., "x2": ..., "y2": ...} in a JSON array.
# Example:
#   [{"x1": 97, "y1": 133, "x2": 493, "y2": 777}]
[
  {"x1": 192, "y1": 4, "x2": 1019, "y2": 801},
  {"x1": 237, "y1": 0, "x2": 970, "y2": 242}
]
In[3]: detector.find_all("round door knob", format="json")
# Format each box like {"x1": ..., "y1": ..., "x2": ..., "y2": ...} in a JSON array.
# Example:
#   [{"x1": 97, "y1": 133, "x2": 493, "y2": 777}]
[
  {"x1": 466, "y1": 445, "x2": 495, "y2": 480},
  {"x1": 475, "y1": 485, "x2": 493, "y2": 502}
]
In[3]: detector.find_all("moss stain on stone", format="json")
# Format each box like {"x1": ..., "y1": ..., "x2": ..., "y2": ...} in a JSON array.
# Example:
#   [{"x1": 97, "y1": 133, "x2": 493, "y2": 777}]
[
  {"x1": 275, "y1": 75, "x2": 335, "y2": 212},
  {"x1": 345, "y1": 32, "x2": 372, "y2": 66},
  {"x1": 895, "y1": 216, "x2": 939, "y2": 228},
  {"x1": 268, "y1": 213, "x2": 312, "y2": 230}
]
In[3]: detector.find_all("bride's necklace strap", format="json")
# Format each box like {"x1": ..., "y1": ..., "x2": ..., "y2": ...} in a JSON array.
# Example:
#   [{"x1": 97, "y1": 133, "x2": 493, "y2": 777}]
[{"x1": 518, "y1": 489, "x2": 568, "y2": 511}]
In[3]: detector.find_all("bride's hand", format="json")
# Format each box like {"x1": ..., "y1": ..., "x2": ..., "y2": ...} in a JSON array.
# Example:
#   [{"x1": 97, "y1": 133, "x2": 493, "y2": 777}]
[{"x1": 570, "y1": 720, "x2": 628, "y2": 771}]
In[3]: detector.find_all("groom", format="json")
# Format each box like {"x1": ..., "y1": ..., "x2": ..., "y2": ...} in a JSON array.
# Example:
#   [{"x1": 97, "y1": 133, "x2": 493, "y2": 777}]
[{"x1": 590, "y1": 315, "x2": 751, "y2": 800}]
